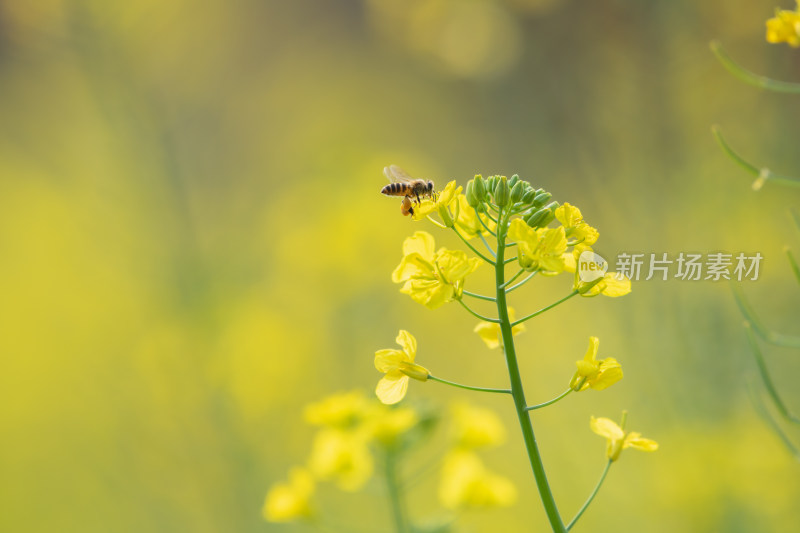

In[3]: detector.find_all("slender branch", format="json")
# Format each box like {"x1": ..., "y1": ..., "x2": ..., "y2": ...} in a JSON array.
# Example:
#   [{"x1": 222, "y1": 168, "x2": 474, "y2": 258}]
[
  {"x1": 475, "y1": 207, "x2": 496, "y2": 236},
  {"x1": 479, "y1": 232, "x2": 497, "y2": 257},
  {"x1": 744, "y1": 323, "x2": 800, "y2": 424},
  {"x1": 747, "y1": 380, "x2": 800, "y2": 461},
  {"x1": 786, "y1": 246, "x2": 800, "y2": 286},
  {"x1": 384, "y1": 451, "x2": 409, "y2": 533},
  {"x1": 526, "y1": 389, "x2": 573, "y2": 411},
  {"x1": 494, "y1": 207, "x2": 566, "y2": 532},
  {"x1": 462, "y1": 290, "x2": 496, "y2": 302},
  {"x1": 499, "y1": 268, "x2": 525, "y2": 289},
  {"x1": 507, "y1": 271, "x2": 538, "y2": 292},
  {"x1": 566, "y1": 460, "x2": 613, "y2": 531},
  {"x1": 710, "y1": 40, "x2": 800, "y2": 94},
  {"x1": 452, "y1": 226, "x2": 494, "y2": 264},
  {"x1": 457, "y1": 299, "x2": 500, "y2": 323},
  {"x1": 512, "y1": 290, "x2": 579, "y2": 327},
  {"x1": 712, "y1": 126, "x2": 800, "y2": 189},
  {"x1": 731, "y1": 283, "x2": 800, "y2": 348},
  {"x1": 504, "y1": 256, "x2": 518, "y2": 265},
  {"x1": 429, "y1": 375, "x2": 511, "y2": 395}
]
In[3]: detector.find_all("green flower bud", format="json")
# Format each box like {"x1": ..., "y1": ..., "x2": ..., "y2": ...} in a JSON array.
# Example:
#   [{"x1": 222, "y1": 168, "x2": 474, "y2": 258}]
[
  {"x1": 508, "y1": 174, "x2": 520, "y2": 189},
  {"x1": 576, "y1": 276, "x2": 604, "y2": 295},
  {"x1": 520, "y1": 189, "x2": 537, "y2": 205},
  {"x1": 509, "y1": 180, "x2": 525, "y2": 203},
  {"x1": 474, "y1": 175, "x2": 486, "y2": 199},
  {"x1": 525, "y1": 201, "x2": 559, "y2": 228},
  {"x1": 465, "y1": 180, "x2": 479, "y2": 208},
  {"x1": 533, "y1": 191, "x2": 552, "y2": 207},
  {"x1": 494, "y1": 176, "x2": 510, "y2": 207},
  {"x1": 487, "y1": 175, "x2": 498, "y2": 193}
]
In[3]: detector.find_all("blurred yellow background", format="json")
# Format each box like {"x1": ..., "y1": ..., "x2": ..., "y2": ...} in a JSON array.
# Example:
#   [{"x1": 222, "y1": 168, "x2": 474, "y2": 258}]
[{"x1": 1, "y1": 0, "x2": 799, "y2": 531}]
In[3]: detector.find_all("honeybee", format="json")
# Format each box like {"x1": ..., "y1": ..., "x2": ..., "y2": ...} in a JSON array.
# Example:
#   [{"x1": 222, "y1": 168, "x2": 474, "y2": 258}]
[{"x1": 381, "y1": 165, "x2": 437, "y2": 211}]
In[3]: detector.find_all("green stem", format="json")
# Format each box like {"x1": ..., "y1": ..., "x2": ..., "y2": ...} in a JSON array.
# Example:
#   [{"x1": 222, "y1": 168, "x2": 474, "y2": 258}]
[
  {"x1": 429, "y1": 374, "x2": 511, "y2": 395},
  {"x1": 384, "y1": 451, "x2": 409, "y2": 533},
  {"x1": 474, "y1": 207, "x2": 497, "y2": 236},
  {"x1": 495, "y1": 208, "x2": 566, "y2": 533},
  {"x1": 457, "y1": 299, "x2": 500, "y2": 323},
  {"x1": 712, "y1": 126, "x2": 800, "y2": 189},
  {"x1": 512, "y1": 290, "x2": 579, "y2": 327},
  {"x1": 462, "y1": 290, "x2": 496, "y2": 302},
  {"x1": 452, "y1": 226, "x2": 495, "y2": 264},
  {"x1": 747, "y1": 380, "x2": 800, "y2": 461},
  {"x1": 710, "y1": 40, "x2": 800, "y2": 94},
  {"x1": 507, "y1": 270, "x2": 538, "y2": 292},
  {"x1": 565, "y1": 460, "x2": 612, "y2": 531},
  {"x1": 499, "y1": 268, "x2": 525, "y2": 289},
  {"x1": 526, "y1": 388, "x2": 573, "y2": 411},
  {"x1": 504, "y1": 256, "x2": 518, "y2": 265},
  {"x1": 479, "y1": 232, "x2": 497, "y2": 257},
  {"x1": 731, "y1": 283, "x2": 800, "y2": 348},
  {"x1": 786, "y1": 247, "x2": 800, "y2": 286},
  {"x1": 744, "y1": 323, "x2": 800, "y2": 424}
]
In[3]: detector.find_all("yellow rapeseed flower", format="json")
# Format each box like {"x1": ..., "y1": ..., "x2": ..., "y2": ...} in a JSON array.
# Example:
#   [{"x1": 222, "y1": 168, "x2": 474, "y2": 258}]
[
  {"x1": 374, "y1": 330, "x2": 429, "y2": 405},
  {"x1": 263, "y1": 467, "x2": 315, "y2": 522},
  {"x1": 455, "y1": 194, "x2": 496, "y2": 237},
  {"x1": 410, "y1": 180, "x2": 461, "y2": 221},
  {"x1": 450, "y1": 402, "x2": 506, "y2": 449},
  {"x1": 590, "y1": 415, "x2": 658, "y2": 462},
  {"x1": 392, "y1": 231, "x2": 482, "y2": 309},
  {"x1": 569, "y1": 337, "x2": 623, "y2": 392},
  {"x1": 766, "y1": 4, "x2": 800, "y2": 47},
  {"x1": 304, "y1": 390, "x2": 370, "y2": 429},
  {"x1": 555, "y1": 202, "x2": 599, "y2": 245},
  {"x1": 439, "y1": 449, "x2": 517, "y2": 509},
  {"x1": 308, "y1": 428, "x2": 373, "y2": 491},
  {"x1": 507, "y1": 218, "x2": 567, "y2": 274},
  {"x1": 564, "y1": 244, "x2": 631, "y2": 297},
  {"x1": 474, "y1": 307, "x2": 525, "y2": 349},
  {"x1": 365, "y1": 403, "x2": 420, "y2": 447}
]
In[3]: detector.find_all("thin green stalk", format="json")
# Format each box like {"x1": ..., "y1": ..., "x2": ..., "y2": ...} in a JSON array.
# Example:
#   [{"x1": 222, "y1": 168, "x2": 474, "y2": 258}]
[
  {"x1": 474, "y1": 207, "x2": 497, "y2": 236},
  {"x1": 566, "y1": 460, "x2": 612, "y2": 531},
  {"x1": 452, "y1": 226, "x2": 495, "y2": 264},
  {"x1": 507, "y1": 270, "x2": 538, "y2": 292},
  {"x1": 731, "y1": 283, "x2": 800, "y2": 348},
  {"x1": 504, "y1": 256, "x2": 518, "y2": 265},
  {"x1": 479, "y1": 232, "x2": 497, "y2": 257},
  {"x1": 499, "y1": 268, "x2": 525, "y2": 289},
  {"x1": 457, "y1": 299, "x2": 500, "y2": 323},
  {"x1": 384, "y1": 451, "x2": 409, "y2": 533},
  {"x1": 495, "y1": 208, "x2": 566, "y2": 533},
  {"x1": 710, "y1": 40, "x2": 800, "y2": 94},
  {"x1": 513, "y1": 290, "x2": 579, "y2": 326},
  {"x1": 462, "y1": 290, "x2": 496, "y2": 302},
  {"x1": 747, "y1": 380, "x2": 800, "y2": 461},
  {"x1": 526, "y1": 388, "x2": 573, "y2": 411},
  {"x1": 712, "y1": 126, "x2": 800, "y2": 189},
  {"x1": 786, "y1": 247, "x2": 800, "y2": 286},
  {"x1": 744, "y1": 323, "x2": 800, "y2": 424},
  {"x1": 429, "y1": 374, "x2": 511, "y2": 395}
]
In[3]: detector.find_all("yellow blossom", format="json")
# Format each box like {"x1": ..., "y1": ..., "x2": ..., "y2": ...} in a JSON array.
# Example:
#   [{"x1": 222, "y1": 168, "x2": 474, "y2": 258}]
[
  {"x1": 392, "y1": 231, "x2": 482, "y2": 309},
  {"x1": 564, "y1": 244, "x2": 632, "y2": 297},
  {"x1": 507, "y1": 218, "x2": 567, "y2": 273},
  {"x1": 766, "y1": 6, "x2": 800, "y2": 47},
  {"x1": 366, "y1": 403, "x2": 420, "y2": 447},
  {"x1": 474, "y1": 307, "x2": 525, "y2": 349},
  {"x1": 555, "y1": 202, "x2": 599, "y2": 245},
  {"x1": 590, "y1": 415, "x2": 658, "y2": 462},
  {"x1": 374, "y1": 330, "x2": 429, "y2": 405},
  {"x1": 308, "y1": 428, "x2": 373, "y2": 491},
  {"x1": 410, "y1": 180, "x2": 461, "y2": 221},
  {"x1": 455, "y1": 194, "x2": 496, "y2": 237},
  {"x1": 569, "y1": 337, "x2": 623, "y2": 392},
  {"x1": 439, "y1": 450, "x2": 517, "y2": 509},
  {"x1": 304, "y1": 390, "x2": 370, "y2": 429},
  {"x1": 450, "y1": 402, "x2": 506, "y2": 448},
  {"x1": 263, "y1": 467, "x2": 315, "y2": 522}
]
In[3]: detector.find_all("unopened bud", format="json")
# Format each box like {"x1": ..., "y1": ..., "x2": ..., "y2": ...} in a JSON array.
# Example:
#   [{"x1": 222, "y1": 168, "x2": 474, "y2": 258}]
[
  {"x1": 493, "y1": 176, "x2": 510, "y2": 207},
  {"x1": 509, "y1": 181, "x2": 525, "y2": 204}
]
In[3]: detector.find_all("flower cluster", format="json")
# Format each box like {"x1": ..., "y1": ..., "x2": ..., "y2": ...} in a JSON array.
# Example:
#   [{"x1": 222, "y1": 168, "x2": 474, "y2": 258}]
[
  {"x1": 263, "y1": 390, "x2": 422, "y2": 522},
  {"x1": 766, "y1": 1, "x2": 800, "y2": 47}
]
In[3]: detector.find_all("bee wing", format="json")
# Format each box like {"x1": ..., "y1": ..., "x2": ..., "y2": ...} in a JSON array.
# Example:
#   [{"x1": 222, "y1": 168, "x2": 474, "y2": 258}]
[{"x1": 384, "y1": 164, "x2": 415, "y2": 184}]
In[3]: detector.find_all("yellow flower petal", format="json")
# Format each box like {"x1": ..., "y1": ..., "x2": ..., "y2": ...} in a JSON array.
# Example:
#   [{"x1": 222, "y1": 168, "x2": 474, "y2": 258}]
[
  {"x1": 308, "y1": 429, "x2": 373, "y2": 491},
  {"x1": 474, "y1": 308, "x2": 525, "y2": 349},
  {"x1": 590, "y1": 416, "x2": 624, "y2": 441},
  {"x1": 624, "y1": 434, "x2": 659, "y2": 452},
  {"x1": 395, "y1": 330, "x2": 417, "y2": 359},
  {"x1": 451, "y1": 402, "x2": 506, "y2": 448},
  {"x1": 402, "y1": 231, "x2": 436, "y2": 260},
  {"x1": 376, "y1": 372, "x2": 410, "y2": 405},
  {"x1": 590, "y1": 359, "x2": 623, "y2": 390},
  {"x1": 390, "y1": 253, "x2": 435, "y2": 284},
  {"x1": 374, "y1": 349, "x2": 406, "y2": 373},
  {"x1": 263, "y1": 467, "x2": 315, "y2": 522}
]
